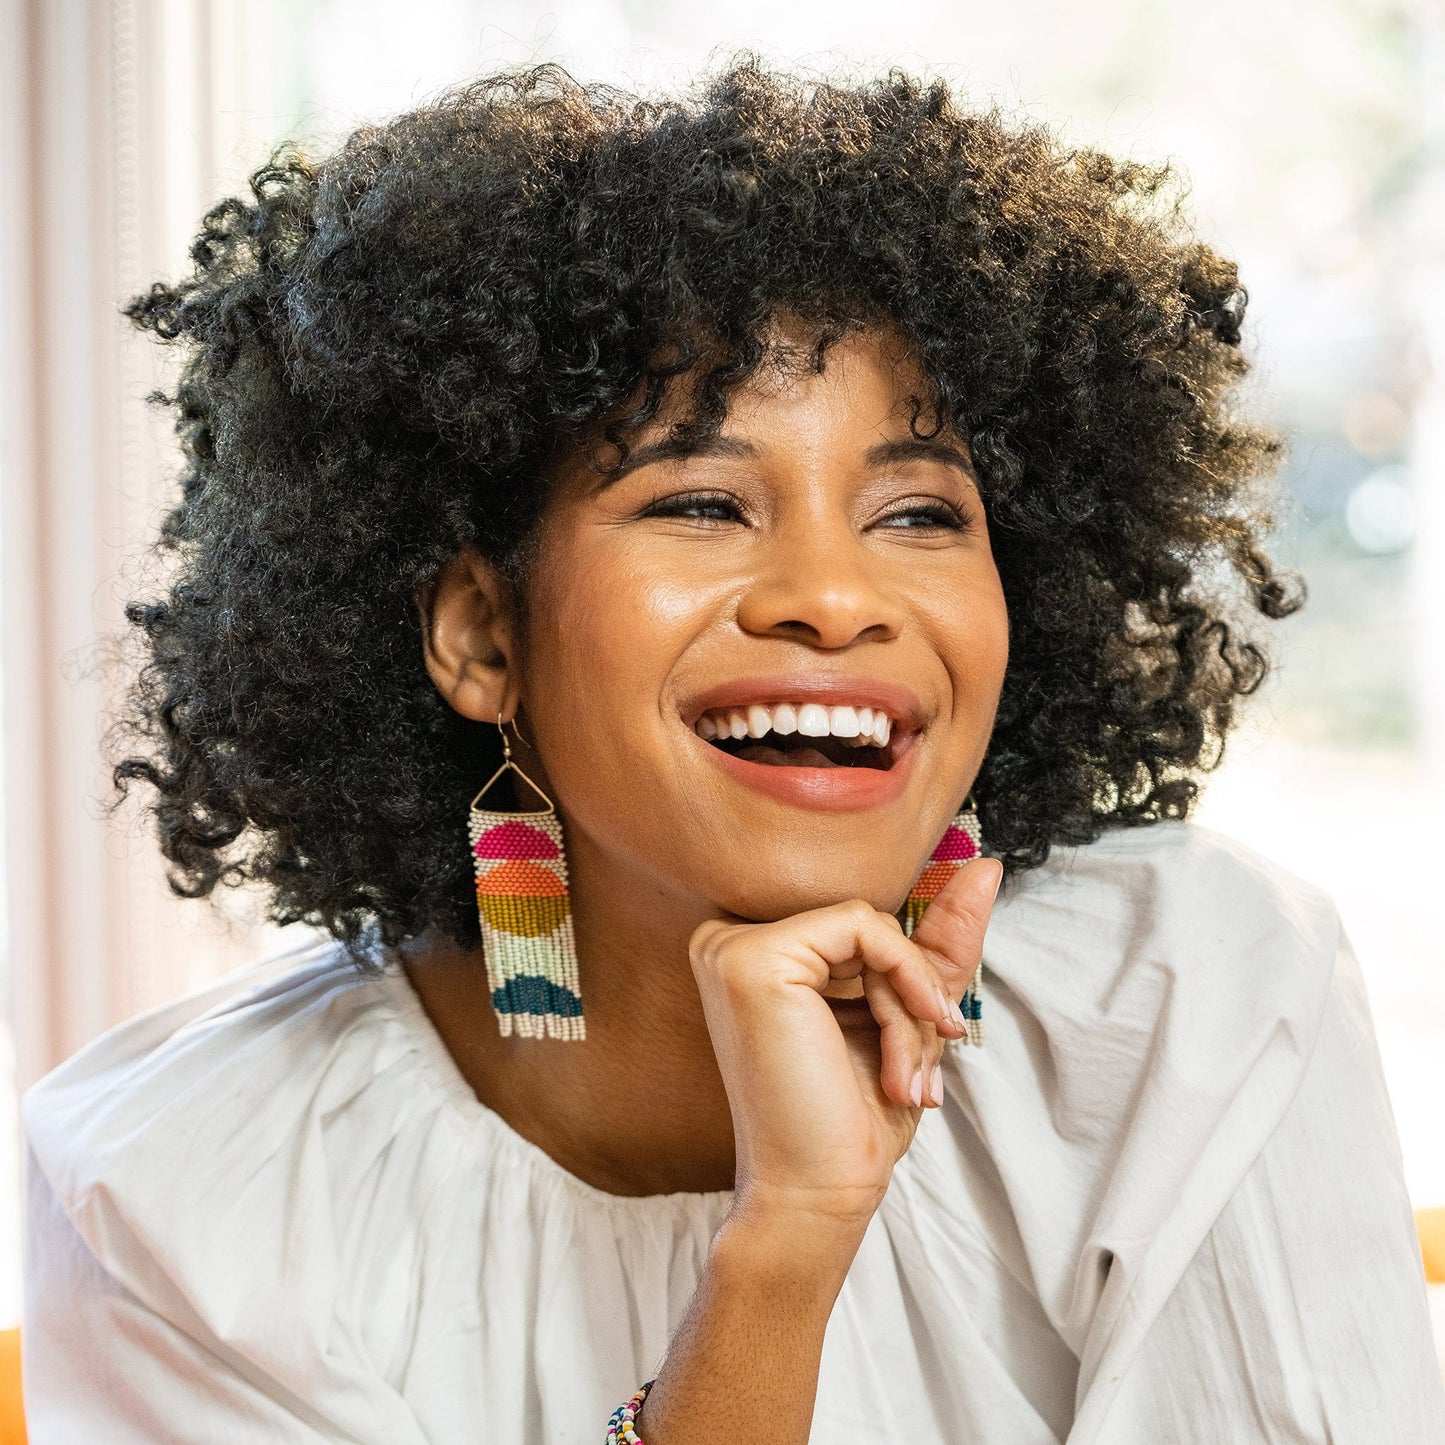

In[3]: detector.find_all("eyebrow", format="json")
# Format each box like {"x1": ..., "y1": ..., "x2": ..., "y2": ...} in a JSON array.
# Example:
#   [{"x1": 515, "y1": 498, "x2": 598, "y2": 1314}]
[
  {"x1": 863, "y1": 436, "x2": 977, "y2": 481},
  {"x1": 599, "y1": 434, "x2": 760, "y2": 485},
  {"x1": 595, "y1": 432, "x2": 977, "y2": 487}
]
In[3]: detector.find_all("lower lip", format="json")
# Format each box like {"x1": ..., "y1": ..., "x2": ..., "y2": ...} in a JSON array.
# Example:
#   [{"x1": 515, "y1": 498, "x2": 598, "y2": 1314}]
[{"x1": 693, "y1": 729, "x2": 919, "y2": 812}]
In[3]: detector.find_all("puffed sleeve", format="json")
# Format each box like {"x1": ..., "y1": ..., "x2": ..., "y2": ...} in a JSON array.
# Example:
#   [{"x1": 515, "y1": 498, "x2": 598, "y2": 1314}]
[
  {"x1": 22, "y1": 1147, "x2": 418, "y2": 1444},
  {"x1": 1084, "y1": 932, "x2": 1445, "y2": 1442},
  {"x1": 19, "y1": 951, "x2": 436, "y2": 1445}
]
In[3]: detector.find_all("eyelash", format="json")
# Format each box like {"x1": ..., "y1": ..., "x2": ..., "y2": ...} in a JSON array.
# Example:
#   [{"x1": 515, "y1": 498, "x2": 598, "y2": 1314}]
[{"x1": 640, "y1": 491, "x2": 974, "y2": 531}]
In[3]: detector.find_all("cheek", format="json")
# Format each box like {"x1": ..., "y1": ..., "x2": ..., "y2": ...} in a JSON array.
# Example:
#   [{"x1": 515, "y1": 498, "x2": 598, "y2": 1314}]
[
  {"x1": 518, "y1": 537, "x2": 708, "y2": 804},
  {"x1": 518, "y1": 541, "x2": 734, "y2": 893},
  {"x1": 977, "y1": 577, "x2": 1012, "y2": 686},
  {"x1": 529, "y1": 544, "x2": 703, "y2": 708},
  {"x1": 526, "y1": 554, "x2": 629, "y2": 727},
  {"x1": 934, "y1": 560, "x2": 1009, "y2": 677}
]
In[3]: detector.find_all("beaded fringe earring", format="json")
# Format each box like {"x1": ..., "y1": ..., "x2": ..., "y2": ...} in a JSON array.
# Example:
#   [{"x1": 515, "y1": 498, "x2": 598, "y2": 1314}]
[
  {"x1": 467, "y1": 715, "x2": 584, "y2": 1040},
  {"x1": 900, "y1": 793, "x2": 986, "y2": 1046}
]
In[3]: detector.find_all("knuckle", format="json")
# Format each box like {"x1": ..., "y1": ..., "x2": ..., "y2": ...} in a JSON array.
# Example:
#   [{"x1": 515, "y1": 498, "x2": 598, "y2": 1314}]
[
  {"x1": 688, "y1": 919, "x2": 732, "y2": 971},
  {"x1": 694, "y1": 936, "x2": 758, "y2": 1004}
]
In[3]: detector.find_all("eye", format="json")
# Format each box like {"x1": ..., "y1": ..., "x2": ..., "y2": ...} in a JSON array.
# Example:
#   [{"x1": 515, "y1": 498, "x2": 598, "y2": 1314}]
[
  {"x1": 875, "y1": 501, "x2": 974, "y2": 531},
  {"x1": 639, "y1": 491, "x2": 746, "y2": 524}
]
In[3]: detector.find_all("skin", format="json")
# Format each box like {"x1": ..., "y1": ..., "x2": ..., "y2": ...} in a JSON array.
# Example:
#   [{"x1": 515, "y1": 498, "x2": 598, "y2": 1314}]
[{"x1": 403, "y1": 320, "x2": 1010, "y2": 1197}]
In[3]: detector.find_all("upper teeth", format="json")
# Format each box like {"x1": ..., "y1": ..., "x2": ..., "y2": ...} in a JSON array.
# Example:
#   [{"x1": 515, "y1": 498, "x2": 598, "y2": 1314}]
[{"x1": 694, "y1": 703, "x2": 893, "y2": 747}]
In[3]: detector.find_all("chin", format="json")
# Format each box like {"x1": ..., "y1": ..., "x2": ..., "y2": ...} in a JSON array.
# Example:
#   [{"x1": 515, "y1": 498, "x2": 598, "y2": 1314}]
[{"x1": 708, "y1": 865, "x2": 910, "y2": 925}]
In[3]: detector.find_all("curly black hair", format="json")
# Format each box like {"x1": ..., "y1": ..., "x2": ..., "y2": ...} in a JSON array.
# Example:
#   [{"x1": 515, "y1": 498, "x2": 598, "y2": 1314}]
[{"x1": 110, "y1": 57, "x2": 1303, "y2": 962}]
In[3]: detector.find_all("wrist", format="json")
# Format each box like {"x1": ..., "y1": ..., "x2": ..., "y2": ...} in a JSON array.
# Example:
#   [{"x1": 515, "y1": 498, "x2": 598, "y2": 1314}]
[
  {"x1": 632, "y1": 1202, "x2": 863, "y2": 1444},
  {"x1": 712, "y1": 1195, "x2": 870, "y2": 1300},
  {"x1": 728, "y1": 1178, "x2": 885, "y2": 1242}
]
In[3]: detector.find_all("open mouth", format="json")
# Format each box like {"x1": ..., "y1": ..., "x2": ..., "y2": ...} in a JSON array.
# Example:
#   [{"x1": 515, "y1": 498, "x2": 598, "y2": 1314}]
[
  {"x1": 691, "y1": 702, "x2": 901, "y2": 771},
  {"x1": 685, "y1": 696, "x2": 921, "y2": 810},
  {"x1": 705, "y1": 733, "x2": 893, "y2": 770}
]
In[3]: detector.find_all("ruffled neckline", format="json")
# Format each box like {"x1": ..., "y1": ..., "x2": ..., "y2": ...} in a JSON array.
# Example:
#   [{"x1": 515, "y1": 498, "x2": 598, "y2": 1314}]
[{"x1": 376, "y1": 956, "x2": 740, "y2": 1216}]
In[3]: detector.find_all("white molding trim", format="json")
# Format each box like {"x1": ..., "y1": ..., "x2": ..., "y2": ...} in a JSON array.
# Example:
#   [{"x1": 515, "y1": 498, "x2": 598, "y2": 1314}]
[{"x1": 1, "y1": 0, "x2": 285, "y2": 1091}]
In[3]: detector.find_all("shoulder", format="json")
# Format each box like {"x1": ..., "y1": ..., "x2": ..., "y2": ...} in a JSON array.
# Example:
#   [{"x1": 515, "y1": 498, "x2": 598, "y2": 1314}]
[
  {"x1": 989, "y1": 818, "x2": 1343, "y2": 1016},
  {"x1": 966, "y1": 819, "x2": 1349, "y2": 1244},
  {"x1": 22, "y1": 931, "x2": 458, "y2": 1251},
  {"x1": 944, "y1": 820, "x2": 1354, "y2": 1382},
  {"x1": 1007, "y1": 815, "x2": 1336, "y2": 923},
  {"x1": 19, "y1": 937, "x2": 496, "y2": 1424}
]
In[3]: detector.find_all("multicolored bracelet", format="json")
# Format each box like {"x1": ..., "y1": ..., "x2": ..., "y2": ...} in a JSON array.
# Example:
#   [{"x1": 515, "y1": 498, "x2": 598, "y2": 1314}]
[{"x1": 605, "y1": 1379, "x2": 655, "y2": 1443}]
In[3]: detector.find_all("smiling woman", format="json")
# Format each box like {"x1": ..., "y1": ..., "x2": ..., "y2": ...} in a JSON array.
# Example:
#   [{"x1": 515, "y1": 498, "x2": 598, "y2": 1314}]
[
  {"x1": 458, "y1": 320, "x2": 1007, "y2": 870},
  {"x1": 18, "y1": 57, "x2": 1445, "y2": 1445}
]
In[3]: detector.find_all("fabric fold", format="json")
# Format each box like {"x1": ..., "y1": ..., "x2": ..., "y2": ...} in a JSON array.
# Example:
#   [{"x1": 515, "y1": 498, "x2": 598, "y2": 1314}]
[{"x1": 21, "y1": 819, "x2": 1443, "y2": 1443}]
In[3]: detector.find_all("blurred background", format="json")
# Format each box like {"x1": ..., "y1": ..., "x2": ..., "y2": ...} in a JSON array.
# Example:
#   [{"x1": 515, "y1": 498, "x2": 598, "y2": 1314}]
[{"x1": 1, "y1": 0, "x2": 1441, "y2": 1372}]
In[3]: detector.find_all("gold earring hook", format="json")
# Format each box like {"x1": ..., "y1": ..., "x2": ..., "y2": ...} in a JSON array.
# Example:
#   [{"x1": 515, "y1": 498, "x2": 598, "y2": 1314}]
[
  {"x1": 469, "y1": 711, "x2": 555, "y2": 814},
  {"x1": 506, "y1": 711, "x2": 534, "y2": 750}
]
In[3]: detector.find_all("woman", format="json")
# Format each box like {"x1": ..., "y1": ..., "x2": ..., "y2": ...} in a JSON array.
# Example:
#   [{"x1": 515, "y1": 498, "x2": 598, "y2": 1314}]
[{"x1": 20, "y1": 60, "x2": 1443, "y2": 1443}]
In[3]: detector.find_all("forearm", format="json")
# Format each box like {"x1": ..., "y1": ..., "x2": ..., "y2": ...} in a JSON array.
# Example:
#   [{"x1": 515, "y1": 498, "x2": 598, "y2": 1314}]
[{"x1": 634, "y1": 1205, "x2": 867, "y2": 1445}]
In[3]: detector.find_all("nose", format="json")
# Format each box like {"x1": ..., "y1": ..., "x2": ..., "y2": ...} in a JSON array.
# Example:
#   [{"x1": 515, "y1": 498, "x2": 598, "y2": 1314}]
[{"x1": 734, "y1": 513, "x2": 906, "y2": 650}]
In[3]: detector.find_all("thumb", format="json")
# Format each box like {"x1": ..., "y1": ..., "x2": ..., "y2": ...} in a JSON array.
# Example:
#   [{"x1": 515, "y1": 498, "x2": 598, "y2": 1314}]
[{"x1": 909, "y1": 856, "x2": 1003, "y2": 989}]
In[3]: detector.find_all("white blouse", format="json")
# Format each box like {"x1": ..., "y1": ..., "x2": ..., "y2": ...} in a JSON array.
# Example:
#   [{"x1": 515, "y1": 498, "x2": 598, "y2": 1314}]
[{"x1": 20, "y1": 820, "x2": 1445, "y2": 1443}]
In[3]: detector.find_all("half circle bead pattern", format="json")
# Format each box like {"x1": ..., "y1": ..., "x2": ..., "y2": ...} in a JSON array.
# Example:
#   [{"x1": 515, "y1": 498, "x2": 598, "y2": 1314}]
[
  {"x1": 466, "y1": 811, "x2": 585, "y2": 1040},
  {"x1": 476, "y1": 860, "x2": 571, "y2": 936},
  {"x1": 900, "y1": 806, "x2": 986, "y2": 1046},
  {"x1": 473, "y1": 820, "x2": 561, "y2": 860}
]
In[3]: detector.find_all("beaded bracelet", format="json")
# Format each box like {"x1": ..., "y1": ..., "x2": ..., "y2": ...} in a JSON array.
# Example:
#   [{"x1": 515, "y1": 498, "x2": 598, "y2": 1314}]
[{"x1": 605, "y1": 1379, "x2": 655, "y2": 1443}]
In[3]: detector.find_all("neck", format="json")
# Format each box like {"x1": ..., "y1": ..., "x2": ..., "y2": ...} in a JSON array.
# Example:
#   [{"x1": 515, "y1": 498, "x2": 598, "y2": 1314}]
[{"x1": 399, "y1": 823, "x2": 739, "y2": 1197}]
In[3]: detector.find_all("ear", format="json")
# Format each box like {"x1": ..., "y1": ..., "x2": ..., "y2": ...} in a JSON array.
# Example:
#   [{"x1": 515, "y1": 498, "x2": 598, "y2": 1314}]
[{"x1": 417, "y1": 544, "x2": 521, "y2": 724}]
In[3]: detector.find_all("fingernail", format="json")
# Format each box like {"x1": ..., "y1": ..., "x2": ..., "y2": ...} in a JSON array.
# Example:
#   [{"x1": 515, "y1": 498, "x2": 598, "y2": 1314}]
[
  {"x1": 929, "y1": 1064, "x2": 944, "y2": 1106},
  {"x1": 987, "y1": 861, "x2": 1004, "y2": 901},
  {"x1": 937, "y1": 985, "x2": 964, "y2": 1034},
  {"x1": 910, "y1": 1068, "x2": 924, "y2": 1106}
]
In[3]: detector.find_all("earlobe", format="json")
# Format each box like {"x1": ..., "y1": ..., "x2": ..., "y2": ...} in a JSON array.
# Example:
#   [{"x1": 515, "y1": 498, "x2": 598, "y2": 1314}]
[{"x1": 418, "y1": 545, "x2": 519, "y2": 723}]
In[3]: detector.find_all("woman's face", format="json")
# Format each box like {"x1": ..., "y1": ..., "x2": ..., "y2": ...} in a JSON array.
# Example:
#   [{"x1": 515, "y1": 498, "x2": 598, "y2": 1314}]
[{"x1": 516, "y1": 324, "x2": 1009, "y2": 921}]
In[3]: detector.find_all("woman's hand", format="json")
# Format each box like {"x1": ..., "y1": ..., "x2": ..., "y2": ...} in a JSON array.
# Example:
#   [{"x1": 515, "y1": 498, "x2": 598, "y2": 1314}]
[{"x1": 687, "y1": 855, "x2": 1004, "y2": 1230}]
